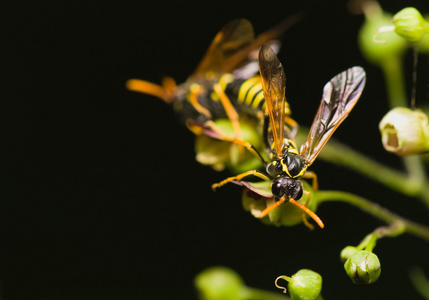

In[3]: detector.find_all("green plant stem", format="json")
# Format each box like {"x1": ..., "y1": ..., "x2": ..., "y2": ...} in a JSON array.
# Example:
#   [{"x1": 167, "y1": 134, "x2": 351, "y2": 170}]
[
  {"x1": 410, "y1": 267, "x2": 429, "y2": 300},
  {"x1": 315, "y1": 190, "x2": 429, "y2": 242},
  {"x1": 364, "y1": 233, "x2": 378, "y2": 252},
  {"x1": 381, "y1": 56, "x2": 408, "y2": 108},
  {"x1": 380, "y1": 47, "x2": 429, "y2": 207},
  {"x1": 315, "y1": 136, "x2": 429, "y2": 209}
]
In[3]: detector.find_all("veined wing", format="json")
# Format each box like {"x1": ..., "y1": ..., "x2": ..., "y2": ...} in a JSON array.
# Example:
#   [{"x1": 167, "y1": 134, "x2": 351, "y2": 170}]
[
  {"x1": 300, "y1": 66, "x2": 366, "y2": 165},
  {"x1": 258, "y1": 43, "x2": 286, "y2": 158},
  {"x1": 192, "y1": 14, "x2": 303, "y2": 78},
  {"x1": 192, "y1": 19, "x2": 254, "y2": 77}
]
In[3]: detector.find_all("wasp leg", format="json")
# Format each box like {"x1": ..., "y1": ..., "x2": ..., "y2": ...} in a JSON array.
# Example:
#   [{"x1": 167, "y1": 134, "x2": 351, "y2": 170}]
[
  {"x1": 213, "y1": 83, "x2": 242, "y2": 142},
  {"x1": 302, "y1": 171, "x2": 318, "y2": 191},
  {"x1": 211, "y1": 170, "x2": 270, "y2": 190},
  {"x1": 301, "y1": 191, "x2": 314, "y2": 230},
  {"x1": 213, "y1": 83, "x2": 246, "y2": 157},
  {"x1": 258, "y1": 194, "x2": 324, "y2": 228},
  {"x1": 204, "y1": 120, "x2": 267, "y2": 165},
  {"x1": 188, "y1": 84, "x2": 213, "y2": 119},
  {"x1": 258, "y1": 196, "x2": 286, "y2": 218},
  {"x1": 284, "y1": 115, "x2": 299, "y2": 138},
  {"x1": 290, "y1": 195, "x2": 324, "y2": 228}
]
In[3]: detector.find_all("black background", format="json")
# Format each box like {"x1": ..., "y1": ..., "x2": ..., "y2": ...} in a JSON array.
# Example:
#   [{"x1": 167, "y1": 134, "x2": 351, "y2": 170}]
[{"x1": 5, "y1": 1, "x2": 429, "y2": 299}]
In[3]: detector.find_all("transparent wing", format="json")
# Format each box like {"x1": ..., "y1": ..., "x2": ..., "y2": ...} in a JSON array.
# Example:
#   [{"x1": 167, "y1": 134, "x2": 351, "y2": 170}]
[
  {"x1": 192, "y1": 14, "x2": 303, "y2": 78},
  {"x1": 192, "y1": 19, "x2": 255, "y2": 76},
  {"x1": 300, "y1": 66, "x2": 366, "y2": 165},
  {"x1": 258, "y1": 43, "x2": 286, "y2": 158}
]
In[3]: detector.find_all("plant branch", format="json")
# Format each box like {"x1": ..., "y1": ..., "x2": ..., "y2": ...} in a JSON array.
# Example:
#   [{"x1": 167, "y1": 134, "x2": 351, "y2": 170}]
[
  {"x1": 315, "y1": 190, "x2": 429, "y2": 242},
  {"x1": 312, "y1": 135, "x2": 429, "y2": 209}
]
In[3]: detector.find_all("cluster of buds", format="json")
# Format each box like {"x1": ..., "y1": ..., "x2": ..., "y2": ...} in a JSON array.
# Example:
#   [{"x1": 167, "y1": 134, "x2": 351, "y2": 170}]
[
  {"x1": 340, "y1": 234, "x2": 381, "y2": 284},
  {"x1": 359, "y1": 5, "x2": 429, "y2": 156}
]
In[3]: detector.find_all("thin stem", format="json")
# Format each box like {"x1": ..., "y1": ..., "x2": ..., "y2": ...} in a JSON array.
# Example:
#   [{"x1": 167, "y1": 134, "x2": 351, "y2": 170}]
[
  {"x1": 381, "y1": 56, "x2": 408, "y2": 108},
  {"x1": 410, "y1": 47, "x2": 418, "y2": 109},
  {"x1": 380, "y1": 45, "x2": 429, "y2": 207},
  {"x1": 315, "y1": 190, "x2": 429, "y2": 242},
  {"x1": 363, "y1": 233, "x2": 378, "y2": 252},
  {"x1": 313, "y1": 136, "x2": 429, "y2": 209},
  {"x1": 410, "y1": 267, "x2": 429, "y2": 300}
]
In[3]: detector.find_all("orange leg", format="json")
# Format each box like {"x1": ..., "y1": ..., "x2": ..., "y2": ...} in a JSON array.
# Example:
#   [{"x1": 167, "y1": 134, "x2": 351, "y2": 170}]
[
  {"x1": 213, "y1": 83, "x2": 242, "y2": 142},
  {"x1": 204, "y1": 120, "x2": 267, "y2": 164},
  {"x1": 258, "y1": 194, "x2": 324, "y2": 229},
  {"x1": 211, "y1": 170, "x2": 270, "y2": 190},
  {"x1": 302, "y1": 171, "x2": 318, "y2": 191},
  {"x1": 285, "y1": 115, "x2": 299, "y2": 138},
  {"x1": 301, "y1": 191, "x2": 314, "y2": 230},
  {"x1": 188, "y1": 84, "x2": 212, "y2": 119}
]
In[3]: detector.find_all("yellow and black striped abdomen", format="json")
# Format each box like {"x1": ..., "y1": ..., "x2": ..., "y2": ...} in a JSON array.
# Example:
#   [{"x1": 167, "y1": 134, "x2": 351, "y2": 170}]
[
  {"x1": 238, "y1": 76, "x2": 266, "y2": 112},
  {"x1": 236, "y1": 76, "x2": 291, "y2": 117}
]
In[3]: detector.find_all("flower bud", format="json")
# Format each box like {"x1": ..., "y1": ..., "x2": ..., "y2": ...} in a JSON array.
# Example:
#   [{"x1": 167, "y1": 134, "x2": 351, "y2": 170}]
[
  {"x1": 194, "y1": 118, "x2": 263, "y2": 173},
  {"x1": 359, "y1": 10, "x2": 407, "y2": 65},
  {"x1": 344, "y1": 250, "x2": 381, "y2": 284},
  {"x1": 340, "y1": 246, "x2": 359, "y2": 263},
  {"x1": 392, "y1": 7, "x2": 429, "y2": 43},
  {"x1": 195, "y1": 266, "x2": 244, "y2": 300},
  {"x1": 240, "y1": 180, "x2": 318, "y2": 227},
  {"x1": 276, "y1": 269, "x2": 322, "y2": 300},
  {"x1": 379, "y1": 107, "x2": 429, "y2": 156},
  {"x1": 266, "y1": 193, "x2": 318, "y2": 227}
]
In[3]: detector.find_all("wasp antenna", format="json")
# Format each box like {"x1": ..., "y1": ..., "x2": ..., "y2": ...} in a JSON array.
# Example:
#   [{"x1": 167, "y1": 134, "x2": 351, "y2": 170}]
[
  {"x1": 289, "y1": 198, "x2": 324, "y2": 229},
  {"x1": 259, "y1": 196, "x2": 286, "y2": 218},
  {"x1": 126, "y1": 78, "x2": 174, "y2": 103}
]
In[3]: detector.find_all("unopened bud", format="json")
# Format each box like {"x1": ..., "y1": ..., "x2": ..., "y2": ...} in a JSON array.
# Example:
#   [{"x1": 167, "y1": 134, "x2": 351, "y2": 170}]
[
  {"x1": 344, "y1": 250, "x2": 381, "y2": 284},
  {"x1": 340, "y1": 246, "x2": 359, "y2": 263},
  {"x1": 195, "y1": 266, "x2": 244, "y2": 300},
  {"x1": 393, "y1": 7, "x2": 429, "y2": 43},
  {"x1": 276, "y1": 269, "x2": 322, "y2": 300}
]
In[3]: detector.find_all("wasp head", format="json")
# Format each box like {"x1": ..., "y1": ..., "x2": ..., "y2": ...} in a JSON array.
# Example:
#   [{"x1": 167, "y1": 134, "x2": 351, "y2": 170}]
[{"x1": 271, "y1": 176, "x2": 303, "y2": 200}]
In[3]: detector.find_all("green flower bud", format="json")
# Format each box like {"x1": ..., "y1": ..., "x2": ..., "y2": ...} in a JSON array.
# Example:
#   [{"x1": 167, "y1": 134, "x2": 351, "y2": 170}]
[
  {"x1": 359, "y1": 10, "x2": 407, "y2": 65},
  {"x1": 276, "y1": 269, "x2": 322, "y2": 300},
  {"x1": 195, "y1": 266, "x2": 244, "y2": 300},
  {"x1": 379, "y1": 107, "x2": 429, "y2": 156},
  {"x1": 241, "y1": 180, "x2": 318, "y2": 227},
  {"x1": 194, "y1": 118, "x2": 263, "y2": 173},
  {"x1": 266, "y1": 192, "x2": 318, "y2": 227},
  {"x1": 344, "y1": 250, "x2": 381, "y2": 284},
  {"x1": 393, "y1": 7, "x2": 429, "y2": 43},
  {"x1": 340, "y1": 246, "x2": 359, "y2": 263}
]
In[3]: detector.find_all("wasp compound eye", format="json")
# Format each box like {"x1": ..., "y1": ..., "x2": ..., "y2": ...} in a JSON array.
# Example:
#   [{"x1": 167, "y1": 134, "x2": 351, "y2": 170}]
[
  {"x1": 271, "y1": 176, "x2": 303, "y2": 200},
  {"x1": 266, "y1": 161, "x2": 283, "y2": 177}
]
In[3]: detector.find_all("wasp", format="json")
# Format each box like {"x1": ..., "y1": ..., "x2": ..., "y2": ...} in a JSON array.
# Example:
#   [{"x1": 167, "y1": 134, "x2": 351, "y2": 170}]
[
  {"x1": 212, "y1": 44, "x2": 366, "y2": 228},
  {"x1": 126, "y1": 17, "x2": 302, "y2": 164}
]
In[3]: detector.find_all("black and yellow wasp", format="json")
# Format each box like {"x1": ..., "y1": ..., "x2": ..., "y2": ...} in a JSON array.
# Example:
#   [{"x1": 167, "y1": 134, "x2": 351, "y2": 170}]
[
  {"x1": 212, "y1": 44, "x2": 366, "y2": 228},
  {"x1": 126, "y1": 17, "x2": 302, "y2": 166}
]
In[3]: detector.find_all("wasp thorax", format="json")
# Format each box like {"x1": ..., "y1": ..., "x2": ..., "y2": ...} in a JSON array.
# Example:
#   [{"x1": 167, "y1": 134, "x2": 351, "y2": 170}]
[
  {"x1": 271, "y1": 176, "x2": 303, "y2": 200},
  {"x1": 266, "y1": 153, "x2": 307, "y2": 178},
  {"x1": 284, "y1": 153, "x2": 306, "y2": 177}
]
